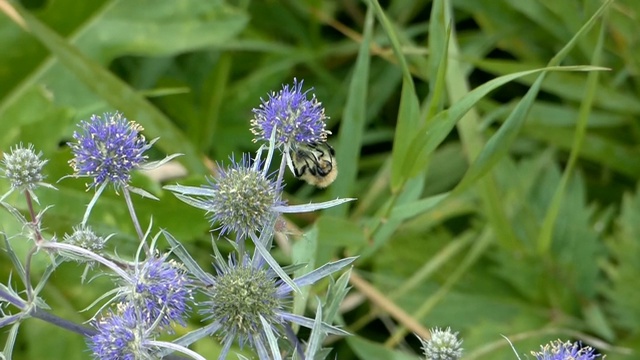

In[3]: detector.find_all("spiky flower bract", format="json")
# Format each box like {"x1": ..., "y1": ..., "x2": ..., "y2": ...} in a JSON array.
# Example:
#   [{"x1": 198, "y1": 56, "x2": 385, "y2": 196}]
[
  {"x1": 205, "y1": 256, "x2": 280, "y2": 342},
  {"x1": 419, "y1": 327, "x2": 463, "y2": 360},
  {"x1": 200, "y1": 249, "x2": 354, "y2": 360},
  {"x1": 63, "y1": 225, "x2": 109, "y2": 253},
  {"x1": 250, "y1": 78, "x2": 330, "y2": 147},
  {"x1": 532, "y1": 339, "x2": 602, "y2": 360},
  {"x1": 1, "y1": 143, "x2": 47, "y2": 191},
  {"x1": 69, "y1": 112, "x2": 152, "y2": 189},
  {"x1": 209, "y1": 155, "x2": 283, "y2": 238},
  {"x1": 168, "y1": 154, "x2": 283, "y2": 240},
  {"x1": 123, "y1": 254, "x2": 192, "y2": 331},
  {"x1": 89, "y1": 303, "x2": 157, "y2": 360}
]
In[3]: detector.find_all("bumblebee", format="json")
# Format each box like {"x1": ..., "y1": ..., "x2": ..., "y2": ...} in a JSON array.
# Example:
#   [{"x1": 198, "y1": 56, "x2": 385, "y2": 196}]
[{"x1": 289, "y1": 142, "x2": 338, "y2": 188}]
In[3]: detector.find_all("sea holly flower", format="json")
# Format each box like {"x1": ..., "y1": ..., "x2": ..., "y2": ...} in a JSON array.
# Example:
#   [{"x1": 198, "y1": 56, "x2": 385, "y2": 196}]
[
  {"x1": 166, "y1": 154, "x2": 283, "y2": 240},
  {"x1": 119, "y1": 253, "x2": 193, "y2": 331},
  {"x1": 197, "y1": 247, "x2": 355, "y2": 360},
  {"x1": 60, "y1": 225, "x2": 114, "y2": 280},
  {"x1": 0, "y1": 143, "x2": 55, "y2": 202},
  {"x1": 89, "y1": 303, "x2": 157, "y2": 360},
  {"x1": 418, "y1": 327, "x2": 463, "y2": 360},
  {"x1": 166, "y1": 153, "x2": 354, "y2": 239},
  {"x1": 1, "y1": 143, "x2": 47, "y2": 191},
  {"x1": 531, "y1": 339, "x2": 602, "y2": 360},
  {"x1": 68, "y1": 112, "x2": 153, "y2": 190},
  {"x1": 250, "y1": 78, "x2": 330, "y2": 148},
  {"x1": 89, "y1": 302, "x2": 204, "y2": 360},
  {"x1": 63, "y1": 225, "x2": 111, "y2": 253},
  {"x1": 46, "y1": 238, "x2": 193, "y2": 332},
  {"x1": 65, "y1": 112, "x2": 180, "y2": 225}
]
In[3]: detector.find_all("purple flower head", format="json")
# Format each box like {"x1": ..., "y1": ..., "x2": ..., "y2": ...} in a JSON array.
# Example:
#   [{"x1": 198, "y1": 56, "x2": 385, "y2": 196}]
[
  {"x1": 89, "y1": 303, "x2": 156, "y2": 360},
  {"x1": 250, "y1": 79, "x2": 330, "y2": 147},
  {"x1": 69, "y1": 112, "x2": 152, "y2": 189},
  {"x1": 125, "y1": 255, "x2": 193, "y2": 331},
  {"x1": 207, "y1": 154, "x2": 283, "y2": 238},
  {"x1": 532, "y1": 340, "x2": 602, "y2": 360}
]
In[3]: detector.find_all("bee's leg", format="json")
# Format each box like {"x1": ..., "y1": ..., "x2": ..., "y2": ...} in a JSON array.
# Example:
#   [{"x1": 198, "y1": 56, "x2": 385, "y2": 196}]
[{"x1": 286, "y1": 149, "x2": 301, "y2": 177}]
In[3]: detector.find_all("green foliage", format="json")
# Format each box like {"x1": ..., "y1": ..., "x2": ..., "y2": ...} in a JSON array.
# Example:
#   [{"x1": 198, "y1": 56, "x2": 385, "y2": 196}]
[
  {"x1": 1, "y1": 0, "x2": 639, "y2": 359},
  {"x1": 606, "y1": 187, "x2": 640, "y2": 333}
]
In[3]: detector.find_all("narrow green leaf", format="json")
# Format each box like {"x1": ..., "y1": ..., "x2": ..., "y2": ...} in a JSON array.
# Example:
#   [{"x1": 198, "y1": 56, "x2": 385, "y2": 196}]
[
  {"x1": 583, "y1": 302, "x2": 616, "y2": 341},
  {"x1": 367, "y1": 0, "x2": 420, "y2": 191},
  {"x1": 425, "y1": 0, "x2": 450, "y2": 120},
  {"x1": 391, "y1": 81, "x2": 421, "y2": 191},
  {"x1": 329, "y1": 7, "x2": 373, "y2": 215},
  {"x1": 389, "y1": 192, "x2": 449, "y2": 221},
  {"x1": 547, "y1": 0, "x2": 613, "y2": 67},
  {"x1": 537, "y1": 9, "x2": 607, "y2": 254},
  {"x1": 405, "y1": 65, "x2": 605, "y2": 178},
  {"x1": 453, "y1": 73, "x2": 547, "y2": 193},
  {"x1": 292, "y1": 225, "x2": 317, "y2": 324}
]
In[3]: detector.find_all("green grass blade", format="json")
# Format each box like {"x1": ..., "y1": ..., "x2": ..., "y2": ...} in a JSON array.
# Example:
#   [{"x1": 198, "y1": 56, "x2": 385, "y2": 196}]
[
  {"x1": 537, "y1": 12, "x2": 607, "y2": 254},
  {"x1": 368, "y1": 0, "x2": 420, "y2": 191},
  {"x1": 328, "y1": 7, "x2": 373, "y2": 215},
  {"x1": 405, "y1": 65, "x2": 604, "y2": 178},
  {"x1": 453, "y1": 73, "x2": 547, "y2": 192},
  {"x1": 548, "y1": 0, "x2": 613, "y2": 67},
  {"x1": 425, "y1": 0, "x2": 450, "y2": 120}
]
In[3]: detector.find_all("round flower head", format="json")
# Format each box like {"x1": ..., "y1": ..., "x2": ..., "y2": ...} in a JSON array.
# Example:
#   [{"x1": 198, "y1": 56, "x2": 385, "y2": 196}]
[
  {"x1": 123, "y1": 255, "x2": 192, "y2": 331},
  {"x1": 250, "y1": 78, "x2": 330, "y2": 147},
  {"x1": 204, "y1": 256, "x2": 280, "y2": 343},
  {"x1": 200, "y1": 249, "x2": 354, "y2": 359},
  {"x1": 69, "y1": 112, "x2": 152, "y2": 189},
  {"x1": 1, "y1": 143, "x2": 47, "y2": 191},
  {"x1": 532, "y1": 340, "x2": 601, "y2": 360},
  {"x1": 63, "y1": 225, "x2": 110, "y2": 253},
  {"x1": 204, "y1": 154, "x2": 283, "y2": 238},
  {"x1": 89, "y1": 303, "x2": 157, "y2": 360},
  {"x1": 419, "y1": 327, "x2": 463, "y2": 360}
]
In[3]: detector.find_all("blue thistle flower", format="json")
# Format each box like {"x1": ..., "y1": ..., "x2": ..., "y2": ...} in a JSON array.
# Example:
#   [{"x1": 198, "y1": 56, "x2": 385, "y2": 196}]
[
  {"x1": 199, "y1": 249, "x2": 354, "y2": 359},
  {"x1": 532, "y1": 339, "x2": 602, "y2": 360},
  {"x1": 250, "y1": 78, "x2": 330, "y2": 147},
  {"x1": 89, "y1": 303, "x2": 157, "y2": 360},
  {"x1": 123, "y1": 254, "x2": 193, "y2": 331},
  {"x1": 69, "y1": 112, "x2": 152, "y2": 189},
  {"x1": 419, "y1": 327, "x2": 463, "y2": 360}
]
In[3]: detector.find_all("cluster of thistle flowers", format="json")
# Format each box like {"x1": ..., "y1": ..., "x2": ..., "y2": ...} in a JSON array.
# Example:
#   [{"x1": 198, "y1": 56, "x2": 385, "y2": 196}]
[
  {"x1": 0, "y1": 79, "x2": 603, "y2": 360},
  {"x1": 0, "y1": 79, "x2": 355, "y2": 360}
]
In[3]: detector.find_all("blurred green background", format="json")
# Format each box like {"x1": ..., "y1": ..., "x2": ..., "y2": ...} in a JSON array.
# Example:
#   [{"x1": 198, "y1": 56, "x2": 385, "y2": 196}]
[{"x1": 1, "y1": 0, "x2": 639, "y2": 359}]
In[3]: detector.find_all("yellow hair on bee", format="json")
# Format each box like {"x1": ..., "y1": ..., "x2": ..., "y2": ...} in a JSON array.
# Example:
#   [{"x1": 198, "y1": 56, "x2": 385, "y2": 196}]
[{"x1": 289, "y1": 142, "x2": 338, "y2": 188}]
